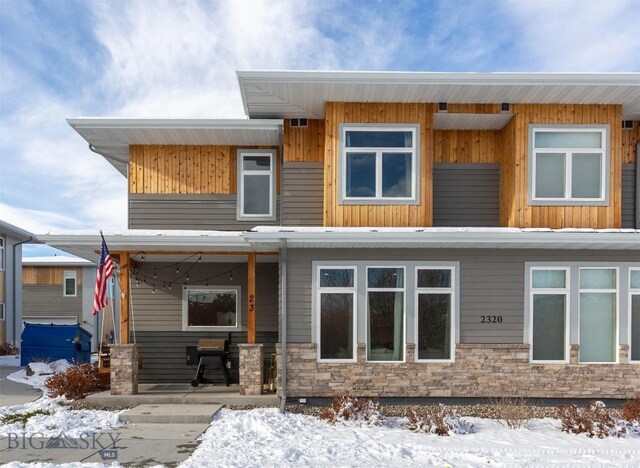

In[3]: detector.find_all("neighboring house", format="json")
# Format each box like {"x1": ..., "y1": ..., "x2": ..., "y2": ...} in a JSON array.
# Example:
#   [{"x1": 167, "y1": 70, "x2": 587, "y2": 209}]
[
  {"x1": 0, "y1": 220, "x2": 34, "y2": 348},
  {"x1": 41, "y1": 71, "x2": 640, "y2": 400},
  {"x1": 21, "y1": 256, "x2": 110, "y2": 352}
]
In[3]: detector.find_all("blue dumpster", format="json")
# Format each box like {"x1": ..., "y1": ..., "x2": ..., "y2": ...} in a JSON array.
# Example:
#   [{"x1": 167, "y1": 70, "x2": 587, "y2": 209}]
[{"x1": 21, "y1": 323, "x2": 92, "y2": 366}]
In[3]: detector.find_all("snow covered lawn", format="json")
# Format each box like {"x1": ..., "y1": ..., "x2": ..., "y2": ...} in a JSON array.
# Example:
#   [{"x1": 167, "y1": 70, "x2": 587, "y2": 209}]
[
  {"x1": 6, "y1": 360, "x2": 72, "y2": 391},
  {"x1": 182, "y1": 408, "x2": 640, "y2": 467}
]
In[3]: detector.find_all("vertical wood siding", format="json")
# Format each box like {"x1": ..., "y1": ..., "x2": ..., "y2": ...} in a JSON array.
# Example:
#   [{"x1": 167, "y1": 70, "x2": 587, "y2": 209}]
[
  {"x1": 284, "y1": 120, "x2": 325, "y2": 162},
  {"x1": 622, "y1": 121, "x2": 639, "y2": 164},
  {"x1": 323, "y1": 102, "x2": 434, "y2": 227},
  {"x1": 433, "y1": 130, "x2": 501, "y2": 163},
  {"x1": 22, "y1": 267, "x2": 83, "y2": 285},
  {"x1": 129, "y1": 145, "x2": 280, "y2": 195}
]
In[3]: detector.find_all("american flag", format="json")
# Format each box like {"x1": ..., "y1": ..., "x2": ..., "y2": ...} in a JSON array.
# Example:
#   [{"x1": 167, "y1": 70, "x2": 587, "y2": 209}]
[{"x1": 92, "y1": 236, "x2": 114, "y2": 315}]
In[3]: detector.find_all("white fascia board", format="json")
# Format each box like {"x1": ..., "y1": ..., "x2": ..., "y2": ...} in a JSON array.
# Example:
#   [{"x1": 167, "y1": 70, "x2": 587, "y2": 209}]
[{"x1": 66, "y1": 118, "x2": 284, "y2": 131}]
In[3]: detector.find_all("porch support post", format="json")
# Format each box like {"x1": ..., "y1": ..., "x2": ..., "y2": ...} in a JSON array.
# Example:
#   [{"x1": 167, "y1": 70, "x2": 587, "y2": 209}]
[
  {"x1": 118, "y1": 252, "x2": 130, "y2": 344},
  {"x1": 239, "y1": 343, "x2": 263, "y2": 395},
  {"x1": 247, "y1": 252, "x2": 256, "y2": 344}
]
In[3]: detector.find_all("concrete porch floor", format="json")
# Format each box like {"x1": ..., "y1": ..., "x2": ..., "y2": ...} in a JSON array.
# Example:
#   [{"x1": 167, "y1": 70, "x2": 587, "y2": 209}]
[{"x1": 85, "y1": 383, "x2": 280, "y2": 407}]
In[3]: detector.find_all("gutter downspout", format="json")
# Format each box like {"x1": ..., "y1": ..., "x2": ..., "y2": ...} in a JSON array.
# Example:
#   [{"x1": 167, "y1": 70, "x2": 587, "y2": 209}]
[
  {"x1": 636, "y1": 142, "x2": 640, "y2": 230},
  {"x1": 279, "y1": 238, "x2": 288, "y2": 413},
  {"x1": 13, "y1": 236, "x2": 33, "y2": 347}
]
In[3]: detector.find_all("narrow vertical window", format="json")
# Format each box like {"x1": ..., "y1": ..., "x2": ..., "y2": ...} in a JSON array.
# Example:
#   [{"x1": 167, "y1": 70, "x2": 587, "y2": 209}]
[
  {"x1": 530, "y1": 268, "x2": 569, "y2": 362},
  {"x1": 367, "y1": 267, "x2": 405, "y2": 361},
  {"x1": 317, "y1": 267, "x2": 356, "y2": 361},
  {"x1": 415, "y1": 268, "x2": 454, "y2": 361},
  {"x1": 0, "y1": 237, "x2": 4, "y2": 270},
  {"x1": 63, "y1": 270, "x2": 77, "y2": 297},
  {"x1": 579, "y1": 268, "x2": 617, "y2": 363},
  {"x1": 630, "y1": 269, "x2": 640, "y2": 362},
  {"x1": 237, "y1": 150, "x2": 275, "y2": 220}
]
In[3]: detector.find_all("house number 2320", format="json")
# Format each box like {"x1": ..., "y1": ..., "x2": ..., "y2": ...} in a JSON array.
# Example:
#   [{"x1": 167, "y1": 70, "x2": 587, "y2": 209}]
[{"x1": 481, "y1": 315, "x2": 502, "y2": 324}]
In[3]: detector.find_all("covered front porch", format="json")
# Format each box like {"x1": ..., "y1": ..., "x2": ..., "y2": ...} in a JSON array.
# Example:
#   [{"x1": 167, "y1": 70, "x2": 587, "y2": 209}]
[{"x1": 39, "y1": 230, "x2": 281, "y2": 398}]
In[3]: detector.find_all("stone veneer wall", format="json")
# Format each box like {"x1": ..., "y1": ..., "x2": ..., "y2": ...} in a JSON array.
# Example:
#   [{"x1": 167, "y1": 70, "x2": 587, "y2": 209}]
[
  {"x1": 278, "y1": 343, "x2": 640, "y2": 399},
  {"x1": 239, "y1": 344, "x2": 263, "y2": 395}
]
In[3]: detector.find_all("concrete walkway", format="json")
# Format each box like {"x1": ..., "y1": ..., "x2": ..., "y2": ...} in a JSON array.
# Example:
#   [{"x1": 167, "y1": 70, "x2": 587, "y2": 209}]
[{"x1": 0, "y1": 365, "x2": 42, "y2": 406}]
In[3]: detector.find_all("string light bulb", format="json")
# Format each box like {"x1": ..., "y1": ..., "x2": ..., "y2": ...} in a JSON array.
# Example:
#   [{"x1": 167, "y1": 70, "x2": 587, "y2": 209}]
[
  {"x1": 151, "y1": 287, "x2": 155, "y2": 294},
  {"x1": 186, "y1": 274, "x2": 190, "y2": 282},
  {"x1": 229, "y1": 271, "x2": 233, "y2": 281},
  {"x1": 168, "y1": 283, "x2": 172, "y2": 291},
  {"x1": 154, "y1": 270, "x2": 158, "y2": 279},
  {"x1": 198, "y1": 254, "x2": 203, "y2": 263},
  {"x1": 176, "y1": 266, "x2": 180, "y2": 274}
]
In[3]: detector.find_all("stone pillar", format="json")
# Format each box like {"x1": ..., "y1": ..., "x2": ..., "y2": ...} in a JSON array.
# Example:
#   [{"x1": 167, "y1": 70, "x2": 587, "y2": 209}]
[
  {"x1": 620, "y1": 344, "x2": 630, "y2": 364},
  {"x1": 239, "y1": 343, "x2": 263, "y2": 395},
  {"x1": 110, "y1": 344, "x2": 139, "y2": 395},
  {"x1": 569, "y1": 344, "x2": 579, "y2": 365}
]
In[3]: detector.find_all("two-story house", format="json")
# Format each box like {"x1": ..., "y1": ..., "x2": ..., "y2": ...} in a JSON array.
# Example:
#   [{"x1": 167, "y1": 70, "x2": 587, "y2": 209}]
[{"x1": 42, "y1": 71, "x2": 640, "y2": 400}]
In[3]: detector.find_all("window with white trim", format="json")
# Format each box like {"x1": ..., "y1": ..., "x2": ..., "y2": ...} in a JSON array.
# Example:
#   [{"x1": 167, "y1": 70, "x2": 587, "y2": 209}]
[
  {"x1": 367, "y1": 266, "x2": 405, "y2": 361},
  {"x1": 529, "y1": 126, "x2": 608, "y2": 205},
  {"x1": 579, "y1": 268, "x2": 617, "y2": 363},
  {"x1": 0, "y1": 303, "x2": 5, "y2": 321},
  {"x1": 316, "y1": 267, "x2": 357, "y2": 361},
  {"x1": 341, "y1": 125, "x2": 419, "y2": 203},
  {"x1": 183, "y1": 286, "x2": 240, "y2": 331},
  {"x1": 415, "y1": 267, "x2": 455, "y2": 361},
  {"x1": 0, "y1": 237, "x2": 4, "y2": 271},
  {"x1": 530, "y1": 268, "x2": 569, "y2": 362},
  {"x1": 630, "y1": 268, "x2": 640, "y2": 362},
  {"x1": 237, "y1": 150, "x2": 275, "y2": 220},
  {"x1": 63, "y1": 270, "x2": 77, "y2": 297}
]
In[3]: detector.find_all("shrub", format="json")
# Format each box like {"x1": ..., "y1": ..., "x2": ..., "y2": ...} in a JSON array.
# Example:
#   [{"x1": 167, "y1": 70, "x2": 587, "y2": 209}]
[
  {"x1": 319, "y1": 393, "x2": 384, "y2": 426},
  {"x1": 621, "y1": 399, "x2": 640, "y2": 423},
  {"x1": 557, "y1": 401, "x2": 626, "y2": 438},
  {"x1": 1, "y1": 409, "x2": 53, "y2": 427},
  {"x1": 488, "y1": 397, "x2": 537, "y2": 429},
  {"x1": 45, "y1": 363, "x2": 107, "y2": 400},
  {"x1": 0, "y1": 343, "x2": 18, "y2": 356},
  {"x1": 405, "y1": 404, "x2": 474, "y2": 436}
]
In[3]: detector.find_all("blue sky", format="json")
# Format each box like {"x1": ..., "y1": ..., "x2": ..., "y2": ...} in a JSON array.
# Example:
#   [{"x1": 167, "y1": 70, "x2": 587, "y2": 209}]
[{"x1": 1, "y1": 0, "x2": 639, "y2": 257}]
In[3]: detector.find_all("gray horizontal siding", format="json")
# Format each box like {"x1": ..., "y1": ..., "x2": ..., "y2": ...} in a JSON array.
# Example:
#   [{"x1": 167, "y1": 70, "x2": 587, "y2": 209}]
[
  {"x1": 131, "y1": 262, "x2": 278, "y2": 333},
  {"x1": 622, "y1": 163, "x2": 636, "y2": 229},
  {"x1": 433, "y1": 163, "x2": 500, "y2": 227},
  {"x1": 286, "y1": 248, "x2": 635, "y2": 344},
  {"x1": 283, "y1": 162, "x2": 324, "y2": 226},
  {"x1": 129, "y1": 194, "x2": 280, "y2": 231},
  {"x1": 22, "y1": 285, "x2": 82, "y2": 319},
  {"x1": 134, "y1": 330, "x2": 278, "y2": 384}
]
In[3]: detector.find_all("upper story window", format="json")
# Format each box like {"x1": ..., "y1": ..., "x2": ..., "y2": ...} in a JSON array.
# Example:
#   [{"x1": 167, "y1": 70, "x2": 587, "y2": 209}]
[
  {"x1": 237, "y1": 150, "x2": 276, "y2": 221},
  {"x1": 528, "y1": 125, "x2": 609, "y2": 206},
  {"x1": 63, "y1": 270, "x2": 77, "y2": 297},
  {"x1": 340, "y1": 124, "x2": 419, "y2": 204}
]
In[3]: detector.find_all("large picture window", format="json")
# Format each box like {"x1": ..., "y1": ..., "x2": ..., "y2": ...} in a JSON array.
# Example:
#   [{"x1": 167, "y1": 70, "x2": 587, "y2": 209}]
[
  {"x1": 316, "y1": 267, "x2": 357, "y2": 361},
  {"x1": 237, "y1": 150, "x2": 275, "y2": 220},
  {"x1": 530, "y1": 268, "x2": 569, "y2": 362},
  {"x1": 341, "y1": 125, "x2": 419, "y2": 203},
  {"x1": 579, "y1": 268, "x2": 617, "y2": 363},
  {"x1": 63, "y1": 270, "x2": 77, "y2": 297},
  {"x1": 367, "y1": 266, "x2": 405, "y2": 362},
  {"x1": 415, "y1": 267, "x2": 455, "y2": 361},
  {"x1": 529, "y1": 126, "x2": 608, "y2": 205},
  {"x1": 183, "y1": 286, "x2": 240, "y2": 331},
  {"x1": 630, "y1": 269, "x2": 640, "y2": 363}
]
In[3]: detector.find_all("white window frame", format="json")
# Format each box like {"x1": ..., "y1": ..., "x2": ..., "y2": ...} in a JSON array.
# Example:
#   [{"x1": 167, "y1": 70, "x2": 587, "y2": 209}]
[
  {"x1": 578, "y1": 267, "x2": 619, "y2": 364},
  {"x1": 237, "y1": 149, "x2": 276, "y2": 221},
  {"x1": 0, "y1": 303, "x2": 5, "y2": 321},
  {"x1": 365, "y1": 265, "x2": 406, "y2": 363},
  {"x1": 315, "y1": 266, "x2": 358, "y2": 363},
  {"x1": 528, "y1": 125, "x2": 609, "y2": 206},
  {"x1": 63, "y1": 270, "x2": 77, "y2": 297},
  {"x1": 629, "y1": 268, "x2": 640, "y2": 364},
  {"x1": 414, "y1": 266, "x2": 456, "y2": 363},
  {"x1": 182, "y1": 285, "x2": 241, "y2": 332},
  {"x1": 528, "y1": 267, "x2": 571, "y2": 364},
  {"x1": 339, "y1": 124, "x2": 420, "y2": 205},
  {"x1": 0, "y1": 237, "x2": 4, "y2": 271}
]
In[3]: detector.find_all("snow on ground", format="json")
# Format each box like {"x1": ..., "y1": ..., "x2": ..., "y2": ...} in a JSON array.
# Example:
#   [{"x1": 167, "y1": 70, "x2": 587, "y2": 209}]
[
  {"x1": 181, "y1": 408, "x2": 640, "y2": 468},
  {"x1": 6, "y1": 360, "x2": 71, "y2": 391}
]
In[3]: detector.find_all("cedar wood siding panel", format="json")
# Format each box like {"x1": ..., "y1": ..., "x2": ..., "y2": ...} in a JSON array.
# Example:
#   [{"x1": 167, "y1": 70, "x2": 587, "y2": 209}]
[
  {"x1": 129, "y1": 194, "x2": 280, "y2": 230},
  {"x1": 433, "y1": 163, "x2": 500, "y2": 227},
  {"x1": 22, "y1": 285, "x2": 82, "y2": 319},
  {"x1": 282, "y1": 162, "x2": 324, "y2": 226},
  {"x1": 621, "y1": 121, "x2": 639, "y2": 164},
  {"x1": 130, "y1": 262, "x2": 278, "y2": 332},
  {"x1": 284, "y1": 120, "x2": 325, "y2": 163},
  {"x1": 22, "y1": 267, "x2": 83, "y2": 285},
  {"x1": 622, "y1": 163, "x2": 637, "y2": 228},
  {"x1": 433, "y1": 130, "x2": 501, "y2": 164},
  {"x1": 285, "y1": 248, "x2": 635, "y2": 344}
]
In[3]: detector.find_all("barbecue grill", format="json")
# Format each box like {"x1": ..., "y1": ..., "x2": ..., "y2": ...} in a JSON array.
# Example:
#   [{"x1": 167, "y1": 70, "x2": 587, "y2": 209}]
[{"x1": 187, "y1": 338, "x2": 231, "y2": 387}]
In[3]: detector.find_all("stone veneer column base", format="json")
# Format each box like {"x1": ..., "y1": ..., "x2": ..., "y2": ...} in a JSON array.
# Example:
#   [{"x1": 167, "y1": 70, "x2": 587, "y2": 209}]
[
  {"x1": 239, "y1": 344, "x2": 263, "y2": 395},
  {"x1": 110, "y1": 344, "x2": 139, "y2": 395}
]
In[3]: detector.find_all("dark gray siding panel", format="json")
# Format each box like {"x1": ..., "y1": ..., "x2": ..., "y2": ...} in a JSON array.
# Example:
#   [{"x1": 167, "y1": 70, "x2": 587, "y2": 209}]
[
  {"x1": 135, "y1": 330, "x2": 278, "y2": 384},
  {"x1": 130, "y1": 262, "x2": 278, "y2": 333},
  {"x1": 282, "y1": 162, "x2": 324, "y2": 226},
  {"x1": 23, "y1": 285, "x2": 82, "y2": 319},
  {"x1": 286, "y1": 248, "x2": 634, "y2": 344},
  {"x1": 622, "y1": 163, "x2": 636, "y2": 229},
  {"x1": 433, "y1": 163, "x2": 500, "y2": 227},
  {"x1": 129, "y1": 194, "x2": 279, "y2": 231}
]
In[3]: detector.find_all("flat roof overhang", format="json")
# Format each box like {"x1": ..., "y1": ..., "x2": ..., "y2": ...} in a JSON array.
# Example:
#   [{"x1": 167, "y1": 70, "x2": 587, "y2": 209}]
[
  {"x1": 66, "y1": 118, "x2": 284, "y2": 176},
  {"x1": 237, "y1": 71, "x2": 640, "y2": 119}
]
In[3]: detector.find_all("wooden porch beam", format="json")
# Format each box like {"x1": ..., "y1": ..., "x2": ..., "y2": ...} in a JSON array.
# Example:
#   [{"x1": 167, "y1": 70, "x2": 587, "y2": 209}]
[
  {"x1": 118, "y1": 252, "x2": 130, "y2": 344},
  {"x1": 247, "y1": 252, "x2": 256, "y2": 344}
]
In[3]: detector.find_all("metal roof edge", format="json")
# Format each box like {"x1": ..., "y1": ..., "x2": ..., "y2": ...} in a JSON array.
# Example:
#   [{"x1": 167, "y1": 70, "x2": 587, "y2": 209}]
[{"x1": 66, "y1": 118, "x2": 284, "y2": 130}]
